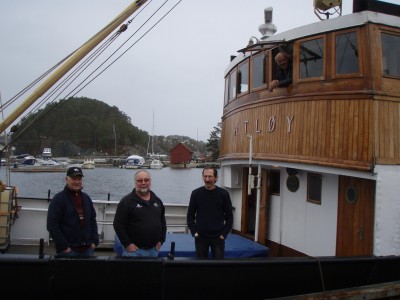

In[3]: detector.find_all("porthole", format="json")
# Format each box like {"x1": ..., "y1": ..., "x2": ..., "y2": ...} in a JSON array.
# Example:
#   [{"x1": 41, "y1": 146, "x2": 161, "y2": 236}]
[
  {"x1": 346, "y1": 186, "x2": 358, "y2": 204},
  {"x1": 286, "y1": 175, "x2": 299, "y2": 192}
]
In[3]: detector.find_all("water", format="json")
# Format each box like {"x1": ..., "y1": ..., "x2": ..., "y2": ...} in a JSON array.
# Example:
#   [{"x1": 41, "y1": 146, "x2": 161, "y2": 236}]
[{"x1": 0, "y1": 167, "x2": 205, "y2": 205}]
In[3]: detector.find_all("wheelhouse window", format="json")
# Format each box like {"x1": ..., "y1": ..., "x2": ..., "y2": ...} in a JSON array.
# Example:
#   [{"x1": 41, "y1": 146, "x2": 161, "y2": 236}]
[
  {"x1": 307, "y1": 173, "x2": 322, "y2": 204},
  {"x1": 251, "y1": 52, "x2": 266, "y2": 90},
  {"x1": 299, "y1": 37, "x2": 324, "y2": 79},
  {"x1": 237, "y1": 60, "x2": 249, "y2": 95},
  {"x1": 335, "y1": 31, "x2": 359, "y2": 75},
  {"x1": 229, "y1": 70, "x2": 237, "y2": 101},
  {"x1": 224, "y1": 77, "x2": 229, "y2": 106},
  {"x1": 381, "y1": 32, "x2": 400, "y2": 78}
]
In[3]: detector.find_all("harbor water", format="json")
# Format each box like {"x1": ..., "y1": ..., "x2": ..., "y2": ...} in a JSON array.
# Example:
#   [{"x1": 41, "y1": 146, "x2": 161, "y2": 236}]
[{"x1": 0, "y1": 166, "x2": 205, "y2": 205}]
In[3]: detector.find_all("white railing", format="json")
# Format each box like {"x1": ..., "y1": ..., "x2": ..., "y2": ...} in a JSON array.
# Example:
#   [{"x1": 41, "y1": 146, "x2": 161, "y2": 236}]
[{"x1": 9, "y1": 197, "x2": 189, "y2": 246}]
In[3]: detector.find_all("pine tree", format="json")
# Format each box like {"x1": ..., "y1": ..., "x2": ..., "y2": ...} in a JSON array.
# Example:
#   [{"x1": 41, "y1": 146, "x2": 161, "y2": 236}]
[{"x1": 206, "y1": 122, "x2": 221, "y2": 161}]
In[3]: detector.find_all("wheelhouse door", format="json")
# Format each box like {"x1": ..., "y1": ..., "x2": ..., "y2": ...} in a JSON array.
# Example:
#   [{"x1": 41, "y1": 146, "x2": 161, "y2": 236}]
[{"x1": 336, "y1": 176, "x2": 375, "y2": 256}]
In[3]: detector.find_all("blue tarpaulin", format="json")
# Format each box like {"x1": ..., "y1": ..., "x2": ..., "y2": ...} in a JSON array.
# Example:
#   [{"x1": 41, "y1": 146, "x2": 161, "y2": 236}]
[{"x1": 114, "y1": 233, "x2": 269, "y2": 258}]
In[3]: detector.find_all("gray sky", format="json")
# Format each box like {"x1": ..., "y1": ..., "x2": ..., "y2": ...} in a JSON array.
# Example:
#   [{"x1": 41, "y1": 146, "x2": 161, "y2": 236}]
[{"x1": 0, "y1": 0, "x2": 357, "y2": 142}]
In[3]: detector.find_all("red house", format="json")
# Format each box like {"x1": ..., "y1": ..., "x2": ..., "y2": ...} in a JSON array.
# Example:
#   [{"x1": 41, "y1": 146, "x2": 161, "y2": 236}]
[{"x1": 169, "y1": 143, "x2": 193, "y2": 164}]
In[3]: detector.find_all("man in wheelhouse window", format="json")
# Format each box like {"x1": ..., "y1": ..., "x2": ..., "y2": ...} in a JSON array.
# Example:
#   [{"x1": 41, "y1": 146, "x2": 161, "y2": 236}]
[{"x1": 269, "y1": 51, "x2": 292, "y2": 91}]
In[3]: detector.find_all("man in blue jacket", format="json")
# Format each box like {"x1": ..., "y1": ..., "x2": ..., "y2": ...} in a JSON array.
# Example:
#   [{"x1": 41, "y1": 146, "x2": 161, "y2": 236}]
[{"x1": 47, "y1": 166, "x2": 99, "y2": 257}]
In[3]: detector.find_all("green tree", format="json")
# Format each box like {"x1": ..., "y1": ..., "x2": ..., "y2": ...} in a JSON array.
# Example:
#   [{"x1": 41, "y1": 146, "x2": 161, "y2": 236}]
[{"x1": 206, "y1": 122, "x2": 221, "y2": 161}]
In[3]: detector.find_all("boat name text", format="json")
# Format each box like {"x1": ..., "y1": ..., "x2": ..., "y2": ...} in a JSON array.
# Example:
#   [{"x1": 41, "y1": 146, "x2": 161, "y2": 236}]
[{"x1": 234, "y1": 115, "x2": 294, "y2": 135}]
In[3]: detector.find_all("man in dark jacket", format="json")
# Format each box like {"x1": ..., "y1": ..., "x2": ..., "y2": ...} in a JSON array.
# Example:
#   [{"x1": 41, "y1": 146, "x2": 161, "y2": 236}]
[
  {"x1": 187, "y1": 166, "x2": 233, "y2": 259},
  {"x1": 47, "y1": 166, "x2": 99, "y2": 256},
  {"x1": 113, "y1": 170, "x2": 166, "y2": 257},
  {"x1": 269, "y1": 51, "x2": 292, "y2": 91}
]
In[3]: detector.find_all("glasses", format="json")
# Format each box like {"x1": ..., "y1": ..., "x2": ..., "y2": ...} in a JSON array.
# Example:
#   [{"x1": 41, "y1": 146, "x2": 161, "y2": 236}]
[{"x1": 136, "y1": 178, "x2": 150, "y2": 183}]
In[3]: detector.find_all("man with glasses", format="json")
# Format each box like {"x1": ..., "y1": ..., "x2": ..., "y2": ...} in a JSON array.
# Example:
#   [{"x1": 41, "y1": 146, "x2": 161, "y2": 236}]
[{"x1": 113, "y1": 170, "x2": 166, "y2": 257}]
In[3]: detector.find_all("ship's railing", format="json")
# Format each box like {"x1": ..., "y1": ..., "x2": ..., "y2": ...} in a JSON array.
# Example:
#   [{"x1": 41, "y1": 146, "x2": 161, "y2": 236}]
[{"x1": 8, "y1": 196, "x2": 189, "y2": 247}]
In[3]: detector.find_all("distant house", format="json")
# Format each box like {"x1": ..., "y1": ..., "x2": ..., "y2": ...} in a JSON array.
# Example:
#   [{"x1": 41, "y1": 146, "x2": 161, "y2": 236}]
[{"x1": 170, "y1": 143, "x2": 193, "y2": 164}]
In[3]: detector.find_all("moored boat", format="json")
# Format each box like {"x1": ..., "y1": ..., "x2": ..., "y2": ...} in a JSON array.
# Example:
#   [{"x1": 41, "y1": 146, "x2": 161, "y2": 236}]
[
  {"x1": 149, "y1": 159, "x2": 163, "y2": 169},
  {"x1": 81, "y1": 158, "x2": 95, "y2": 169},
  {"x1": 10, "y1": 155, "x2": 67, "y2": 172},
  {"x1": 123, "y1": 154, "x2": 145, "y2": 169},
  {"x1": 219, "y1": 0, "x2": 400, "y2": 259}
]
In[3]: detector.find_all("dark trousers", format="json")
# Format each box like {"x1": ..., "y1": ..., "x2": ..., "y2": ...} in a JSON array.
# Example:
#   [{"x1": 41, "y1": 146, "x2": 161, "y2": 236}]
[{"x1": 195, "y1": 236, "x2": 225, "y2": 259}]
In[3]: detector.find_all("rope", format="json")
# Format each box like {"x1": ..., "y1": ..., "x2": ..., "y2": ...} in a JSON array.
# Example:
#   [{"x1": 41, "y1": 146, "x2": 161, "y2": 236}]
[{"x1": 311, "y1": 255, "x2": 326, "y2": 292}]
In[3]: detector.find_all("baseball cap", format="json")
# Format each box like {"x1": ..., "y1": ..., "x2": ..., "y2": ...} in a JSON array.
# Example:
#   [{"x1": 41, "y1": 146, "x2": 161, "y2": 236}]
[{"x1": 67, "y1": 166, "x2": 84, "y2": 178}]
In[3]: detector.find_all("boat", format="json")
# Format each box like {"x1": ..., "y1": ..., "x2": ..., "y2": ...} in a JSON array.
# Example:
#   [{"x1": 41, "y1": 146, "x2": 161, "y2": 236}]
[
  {"x1": 10, "y1": 155, "x2": 67, "y2": 172},
  {"x1": 81, "y1": 158, "x2": 95, "y2": 169},
  {"x1": 218, "y1": 0, "x2": 400, "y2": 295},
  {"x1": 149, "y1": 159, "x2": 163, "y2": 169},
  {"x1": 123, "y1": 154, "x2": 145, "y2": 169},
  {"x1": 41, "y1": 148, "x2": 52, "y2": 160},
  {"x1": 219, "y1": 0, "x2": 400, "y2": 258},
  {"x1": 1, "y1": 0, "x2": 400, "y2": 299}
]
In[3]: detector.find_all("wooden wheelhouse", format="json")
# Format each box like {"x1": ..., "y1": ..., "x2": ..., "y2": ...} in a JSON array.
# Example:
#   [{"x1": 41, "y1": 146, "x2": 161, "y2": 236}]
[{"x1": 219, "y1": 0, "x2": 400, "y2": 257}]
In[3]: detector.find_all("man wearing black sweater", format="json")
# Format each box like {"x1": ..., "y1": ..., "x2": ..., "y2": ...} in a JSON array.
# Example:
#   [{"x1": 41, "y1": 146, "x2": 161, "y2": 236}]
[
  {"x1": 187, "y1": 166, "x2": 233, "y2": 259},
  {"x1": 113, "y1": 170, "x2": 166, "y2": 257}
]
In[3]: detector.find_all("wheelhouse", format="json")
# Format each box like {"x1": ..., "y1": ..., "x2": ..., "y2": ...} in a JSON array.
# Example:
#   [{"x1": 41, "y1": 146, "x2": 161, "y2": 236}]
[{"x1": 219, "y1": 1, "x2": 400, "y2": 257}]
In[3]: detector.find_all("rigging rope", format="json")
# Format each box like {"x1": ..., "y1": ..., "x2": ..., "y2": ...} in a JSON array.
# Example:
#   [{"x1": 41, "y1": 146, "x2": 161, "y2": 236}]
[{"x1": 2, "y1": 0, "x2": 183, "y2": 150}]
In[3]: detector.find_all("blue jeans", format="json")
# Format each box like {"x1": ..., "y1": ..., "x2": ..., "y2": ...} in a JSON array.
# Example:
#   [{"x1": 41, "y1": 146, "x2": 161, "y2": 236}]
[
  {"x1": 195, "y1": 236, "x2": 225, "y2": 259},
  {"x1": 122, "y1": 247, "x2": 159, "y2": 257},
  {"x1": 56, "y1": 247, "x2": 95, "y2": 258}
]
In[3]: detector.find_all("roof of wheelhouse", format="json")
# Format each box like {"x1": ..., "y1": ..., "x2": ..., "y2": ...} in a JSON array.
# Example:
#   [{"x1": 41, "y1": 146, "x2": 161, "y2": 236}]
[{"x1": 225, "y1": 2, "x2": 400, "y2": 76}]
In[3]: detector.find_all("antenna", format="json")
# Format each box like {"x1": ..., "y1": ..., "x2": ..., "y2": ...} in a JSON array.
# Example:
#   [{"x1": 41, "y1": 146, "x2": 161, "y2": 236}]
[{"x1": 314, "y1": 0, "x2": 342, "y2": 20}]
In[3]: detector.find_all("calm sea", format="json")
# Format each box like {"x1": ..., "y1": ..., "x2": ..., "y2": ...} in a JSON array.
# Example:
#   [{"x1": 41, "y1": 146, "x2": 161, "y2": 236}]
[{"x1": 0, "y1": 167, "x2": 205, "y2": 205}]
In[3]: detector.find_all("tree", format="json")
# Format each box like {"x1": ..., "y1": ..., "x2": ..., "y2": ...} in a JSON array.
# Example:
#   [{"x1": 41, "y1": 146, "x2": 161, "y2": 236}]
[{"x1": 206, "y1": 122, "x2": 221, "y2": 161}]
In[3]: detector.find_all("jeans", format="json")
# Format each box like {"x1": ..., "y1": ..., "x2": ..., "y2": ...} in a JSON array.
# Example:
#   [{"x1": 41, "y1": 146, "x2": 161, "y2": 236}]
[
  {"x1": 56, "y1": 247, "x2": 95, "y2": 258},
  {"x1": 122, "y1": 247, "x2": 159, "y2": 257},
  {"x1": 195, "y1": 236, "x2": 225, "y2": 259}
]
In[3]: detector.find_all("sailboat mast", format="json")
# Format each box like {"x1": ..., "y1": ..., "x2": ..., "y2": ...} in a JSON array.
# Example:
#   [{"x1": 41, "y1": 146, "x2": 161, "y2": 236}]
[
  {"x1": 152, "y1": 109, "x2": 154, "y2": 155},
  {"x1": 0, "y1": 0, "x2": 148, "y2": 134}
]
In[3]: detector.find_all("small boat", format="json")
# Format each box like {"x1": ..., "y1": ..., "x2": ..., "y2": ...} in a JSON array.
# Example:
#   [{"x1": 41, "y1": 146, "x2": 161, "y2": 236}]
[
  {"x1": 123, "y1": 154, "x2": 145, "y2": 169},
  {"x1": 41, "y1": 148, "x2": 52, "y2": 160},
  {"x1": 149, "y1": 159, "x2": 163, "y2": 169},
  {"x1": 10, "y1": 156, "x2": 67, "y2": 172},
  {"x1": 81, "y1": 158, "x2": 95, "y2": 169}
]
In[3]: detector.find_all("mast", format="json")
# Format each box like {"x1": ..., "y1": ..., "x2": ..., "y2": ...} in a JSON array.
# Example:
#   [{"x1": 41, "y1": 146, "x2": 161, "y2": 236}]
[
  {"x1": 0, "y1": 0, "x2": 148, "y2": 134},
  {"x1": 152, "y1": 109, "x2": 154, "y2": 155}
]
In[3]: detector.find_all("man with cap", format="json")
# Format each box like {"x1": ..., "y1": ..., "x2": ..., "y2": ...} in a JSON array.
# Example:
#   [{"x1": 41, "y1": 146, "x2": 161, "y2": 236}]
[{"x1": 47, "y1": 166, "x2": 99, "y2": 257}]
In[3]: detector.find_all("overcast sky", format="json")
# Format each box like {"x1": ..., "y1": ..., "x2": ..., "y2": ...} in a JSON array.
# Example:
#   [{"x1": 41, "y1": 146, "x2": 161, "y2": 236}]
[{"x1": 0, "y1": 0, "x2": 366, "y2": 142}]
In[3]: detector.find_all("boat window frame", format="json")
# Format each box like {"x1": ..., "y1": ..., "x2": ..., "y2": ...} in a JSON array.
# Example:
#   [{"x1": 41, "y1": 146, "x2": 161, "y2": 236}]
[
  {"x1": 228, "y1": 68, "x2": 237, "y2": 103},
  {"x1": 296, "y1": 34, "x2": 327, "y2": 83},
  {"x1": 224, "y1": 76, "x2": 230, "y2": 106},
  {"x1": 380, "y1": 28, "x2": 400, "y2": 79},
  {"x1": 250, "y1": 51, "x2": 268, "y2": 92},
  {"x1": 269, "y1": 169, "x2": 280, "y2": 196},
  {"x1": 332, "y1": 27, "x2": 363, "y2": 79},
  {"x1": 307, "y1": 172, "x2": 322, "y2": 205},
  {"x1": 237, "y1": 59, "x2": 250, "y2": 97}
]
